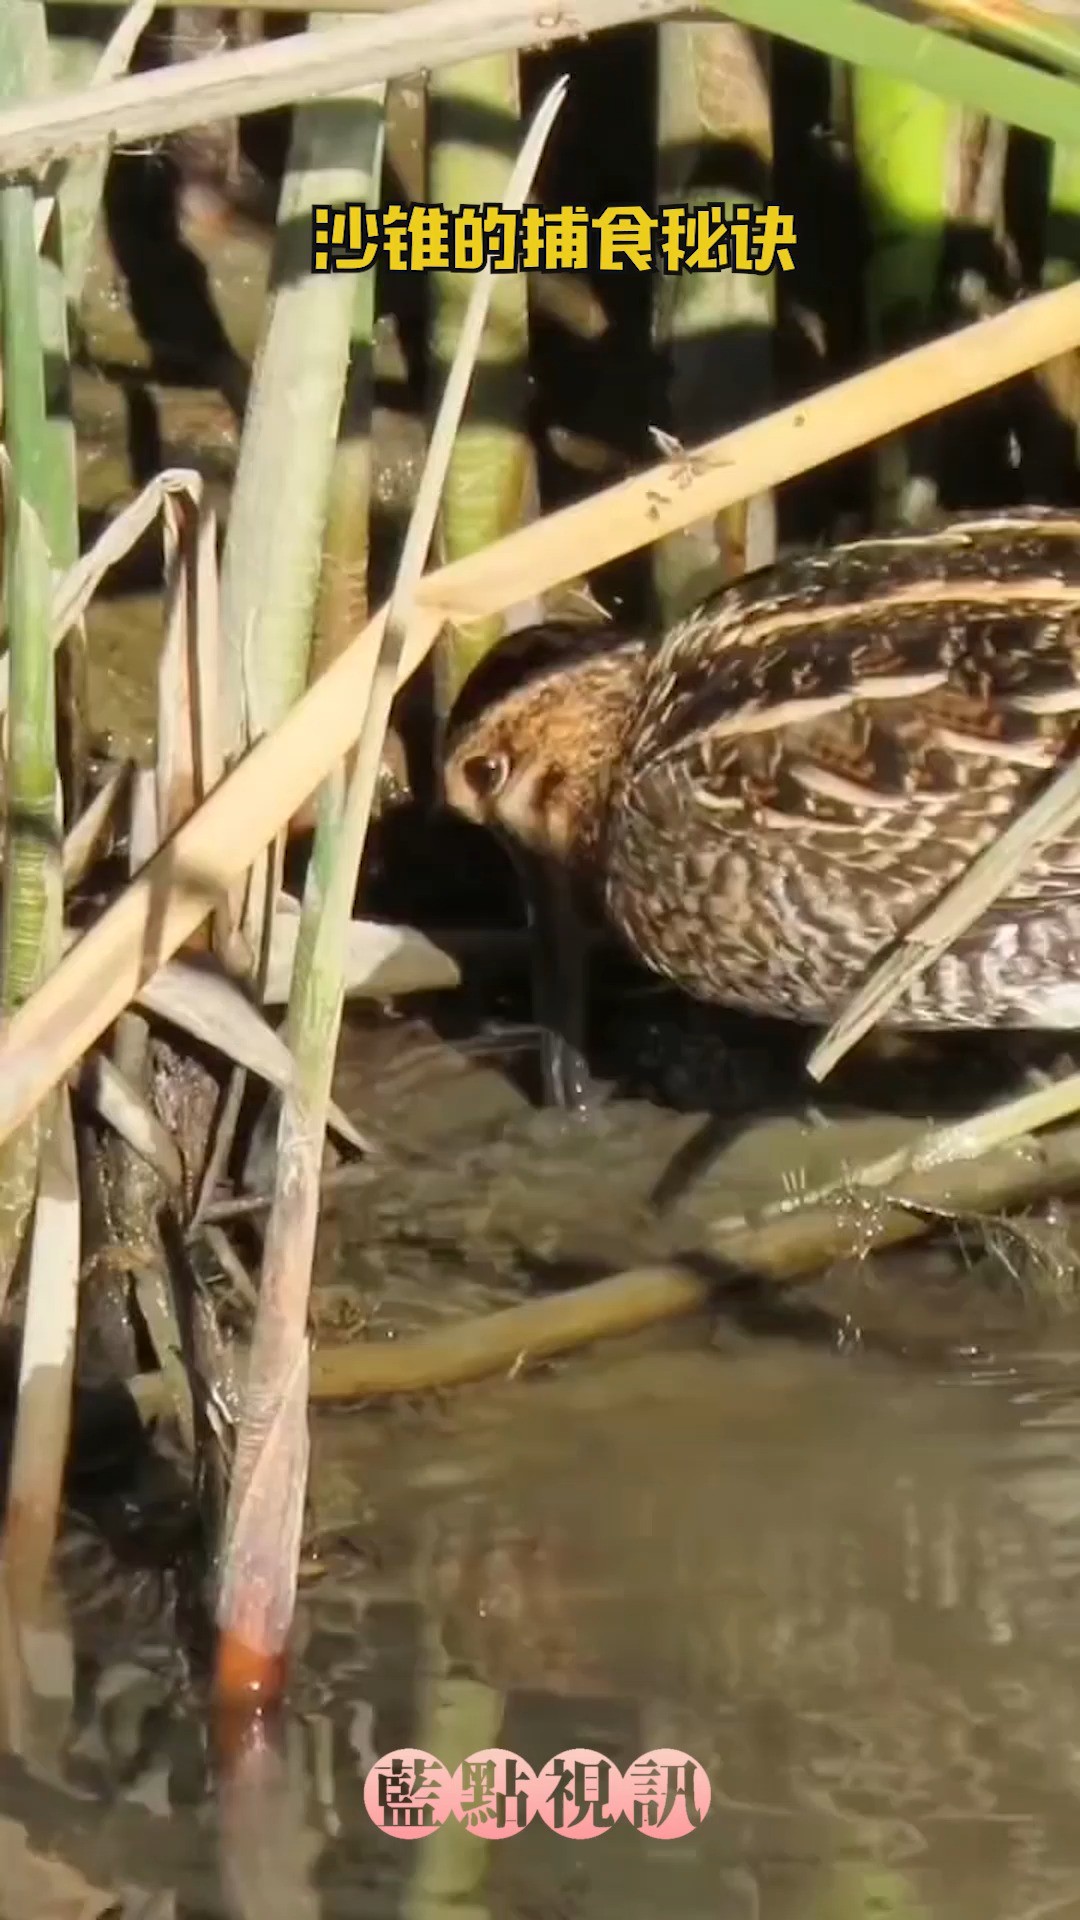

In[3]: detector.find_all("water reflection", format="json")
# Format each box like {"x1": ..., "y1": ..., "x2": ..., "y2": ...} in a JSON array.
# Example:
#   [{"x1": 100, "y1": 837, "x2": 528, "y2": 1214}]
[
  {"x1": 326, "y1": 1340, "x2": 1080, "y2": 1920},
  {"x1": 5, "y1": 1335, "x2": 1080, "y2": 1917}
]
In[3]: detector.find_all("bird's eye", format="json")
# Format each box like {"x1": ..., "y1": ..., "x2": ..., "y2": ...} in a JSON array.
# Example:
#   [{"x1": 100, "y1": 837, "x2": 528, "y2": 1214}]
[{"x1": 462, "y1": 752, "x2": 511, "y2": 800}]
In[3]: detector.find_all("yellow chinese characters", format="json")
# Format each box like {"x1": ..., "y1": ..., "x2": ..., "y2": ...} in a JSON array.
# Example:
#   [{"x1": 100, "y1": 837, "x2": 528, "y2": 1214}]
[{"x1": 311, "y1": 202, "x2": 796, "y2": 274}]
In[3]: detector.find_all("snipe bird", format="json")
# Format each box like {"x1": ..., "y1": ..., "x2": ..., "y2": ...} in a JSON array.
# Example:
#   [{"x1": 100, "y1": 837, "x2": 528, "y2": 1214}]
[{"x1": 443, "y1": 512, "x2": 1080, "y2": 1105}]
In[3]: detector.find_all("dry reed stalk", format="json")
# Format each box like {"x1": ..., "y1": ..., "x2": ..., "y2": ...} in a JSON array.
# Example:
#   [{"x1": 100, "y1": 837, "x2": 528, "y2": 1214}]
[
  {"x1": 1, "y1": 1090, "x2": 80, "y2": 1619},
  {"x1": 906, "y1": 0, "x2": 1080, "y2": 79},
  {"x1": 159, "y1": 486, "x2": 223, "y2": 839},
  {"x1": 0, "y1": 0, "x2": 685, "y2": 173},
  {"x1": 61, "y1": 760, "x2": 130, "y2": 889},
  {"x1": 213, "y1": 74, "x2": 570, "y2": 1709},
  {"x1": 3, "y1": 0, "x2": 1080, "y2": 199},
  {"x1": 2, "y1": 278, "x2": 1080, "y2": 1145},
  {"x1": 6, "y1": 0, "x2": 1080, "y2": 178},
  {"x1": 719, "y1": 1064, "x2": 1080, "y2": 1230},
  {"x1": 74, "y1": 1051, "x2": 185, "y2": 1190},
  {"x1": 88, "y1": 518, "x2": 220, "y2": 1451},
  {"x1": 0, "y1": 466, "x2": 208, "y2": 709}
]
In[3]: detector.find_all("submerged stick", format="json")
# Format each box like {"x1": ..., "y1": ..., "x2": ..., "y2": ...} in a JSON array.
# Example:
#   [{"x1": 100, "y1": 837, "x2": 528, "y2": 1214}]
[
  {"x1": 309, "y1": 1111, "x2": 1080, "y2": 1400},
  {"x1": 5, "y1": 279, "x2": 1080, "y2": 1146}
]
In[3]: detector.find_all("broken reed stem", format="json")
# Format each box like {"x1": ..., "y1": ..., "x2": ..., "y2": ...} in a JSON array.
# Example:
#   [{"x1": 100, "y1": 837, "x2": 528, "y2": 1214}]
[
  {"x1": 0, "y1": 466, "x2": 206, "y2": 709},
  {"x1": 213, "y1": 75, "x2": 570, "y2": 1709},
  {"x1": 5, "y1": 278, "x2": 1080, "y2": 1149}
]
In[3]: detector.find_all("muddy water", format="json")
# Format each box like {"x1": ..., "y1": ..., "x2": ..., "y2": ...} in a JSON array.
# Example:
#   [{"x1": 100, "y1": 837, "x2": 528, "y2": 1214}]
[
  {"x1": 308, "y1": 1335, "x2": 1080, "y2": 1920},
  {"x1": 21, "y1": 1003, "x2": 1080, "y2": 1920},
  {"x1": 21, "y1": 1283, "x2": 1080, "y2": 1920}
]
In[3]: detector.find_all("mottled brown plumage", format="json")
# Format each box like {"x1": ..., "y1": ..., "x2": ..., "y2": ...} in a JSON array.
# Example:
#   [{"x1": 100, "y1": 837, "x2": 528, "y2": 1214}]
[{"x1": 443, "y1": 512, "x2": 1080, "y2": 1032}]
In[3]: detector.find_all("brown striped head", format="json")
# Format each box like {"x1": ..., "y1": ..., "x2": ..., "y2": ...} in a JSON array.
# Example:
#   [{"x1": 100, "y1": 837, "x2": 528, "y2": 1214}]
[{"x1": 442, "y1": 622, "x2": 647, "y2": 878}]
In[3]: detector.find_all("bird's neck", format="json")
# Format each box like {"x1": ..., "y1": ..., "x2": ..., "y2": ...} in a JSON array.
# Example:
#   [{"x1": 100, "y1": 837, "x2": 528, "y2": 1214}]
[{"x1": 557, "y1": 642, "x2": 649, "y2": 882}]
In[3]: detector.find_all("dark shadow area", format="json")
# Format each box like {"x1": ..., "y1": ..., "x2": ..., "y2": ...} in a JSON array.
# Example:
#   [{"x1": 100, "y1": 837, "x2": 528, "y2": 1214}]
[
  {"x1": 103, "y1": 141, "x2": 250, "y2": 418},
  {"x1": 0, "y1": 1332, "x2": 199, "y2": 1614},
  {"x1": 525, "y1": 27, "x2": 658, "y2": 627}
]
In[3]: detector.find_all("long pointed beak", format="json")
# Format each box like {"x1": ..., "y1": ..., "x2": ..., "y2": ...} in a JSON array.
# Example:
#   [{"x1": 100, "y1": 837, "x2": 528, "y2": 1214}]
[{"x1": 509, "y1": 847, "x2": 593, "y2": 1112}]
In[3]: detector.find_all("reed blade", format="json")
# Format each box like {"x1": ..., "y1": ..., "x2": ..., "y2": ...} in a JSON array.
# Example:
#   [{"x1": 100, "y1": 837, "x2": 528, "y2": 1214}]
[
  {"x1": 428, "y1": 51, "x2": 536, "y2": 713},
  {"x1": 219, "y1": 40, "x2": 387, "y2": 754},
  {"x1": 0, "y1": 155, "x2": 61, "y2": 1300}
]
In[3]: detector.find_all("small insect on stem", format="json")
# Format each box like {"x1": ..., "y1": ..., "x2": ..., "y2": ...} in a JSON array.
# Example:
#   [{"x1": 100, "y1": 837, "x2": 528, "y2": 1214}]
[{"x1": 648, "y1": 426, "x2": 733, "y2": 490}]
